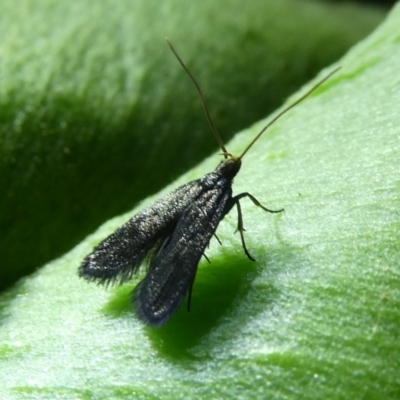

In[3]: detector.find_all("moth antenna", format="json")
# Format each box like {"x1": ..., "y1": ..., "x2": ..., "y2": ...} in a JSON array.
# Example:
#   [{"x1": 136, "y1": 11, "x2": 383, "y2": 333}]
[
  {"x1": 166, "y1": 38, "x2": 228, "y2": 157},
  {"x1": 239, "y1": 66, "x2": 341, "y2": 160}
]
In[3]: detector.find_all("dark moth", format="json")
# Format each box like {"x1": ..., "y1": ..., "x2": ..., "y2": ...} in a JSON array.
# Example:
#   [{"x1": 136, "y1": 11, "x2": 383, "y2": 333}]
[{"x1": 79, "y1": 40, "x2": 339, "y2": 326}]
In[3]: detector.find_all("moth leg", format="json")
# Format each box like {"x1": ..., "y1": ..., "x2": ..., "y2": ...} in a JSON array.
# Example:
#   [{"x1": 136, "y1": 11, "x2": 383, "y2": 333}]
[
  {"x1": 213, "y1": 233, "x2": 222, "y2": 246},
  {"x1": 233, "y1": 198, "x2": 256, "y2": 262},
  {"x1": 234, "y1": 192, "x2": 284, "y2": 214},
  {"x1": 187, "y1": 270, "x2": 198, "y2": 312},
  {"x1": 231, "y1": 193, "x2": 284, "y2": 261},
  {"x1": 203, "y1": 253, "x2": 211, "y2": 264},
  {"x1": 204, "y1": 235, "x2": 221, "y2": 262},
  {"x1": 187, "y1": 281, "x2": 194, "y2": 312}
]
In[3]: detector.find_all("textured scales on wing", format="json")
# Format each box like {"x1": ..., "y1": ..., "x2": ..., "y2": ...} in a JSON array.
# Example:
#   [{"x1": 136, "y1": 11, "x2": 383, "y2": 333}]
[
  {"x1": 133, "y1": 176, "x2": 232, "y2": 326},
  {"x1": 79, "y1": 180, "x2": 203, "y2": 285}
]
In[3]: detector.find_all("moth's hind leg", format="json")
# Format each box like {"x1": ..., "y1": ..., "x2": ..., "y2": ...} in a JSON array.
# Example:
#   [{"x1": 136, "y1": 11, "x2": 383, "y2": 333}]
[{"x1": 230, "y1": 192, "x2": 284, "y2": 261}]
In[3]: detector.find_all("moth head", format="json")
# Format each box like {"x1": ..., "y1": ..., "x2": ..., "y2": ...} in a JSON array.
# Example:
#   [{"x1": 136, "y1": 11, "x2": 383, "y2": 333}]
[{"x1": 217, "y1": 155, "x2": 241, "y2": 179}]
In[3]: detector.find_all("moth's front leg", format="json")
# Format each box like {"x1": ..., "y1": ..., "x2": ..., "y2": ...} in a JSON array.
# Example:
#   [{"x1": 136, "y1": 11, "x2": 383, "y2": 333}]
[{"x1": 227, "y1": 193, "x2": 284, "y2": 261}]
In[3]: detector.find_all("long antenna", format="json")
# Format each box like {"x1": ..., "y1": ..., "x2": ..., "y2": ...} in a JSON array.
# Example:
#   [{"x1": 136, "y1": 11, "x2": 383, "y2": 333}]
[
  {"x1": 239, "y1": 66, "x2": 341, "y2": 159},
  {"x1": 166, "y1": 38, "x2": 228, "y2": 156}
]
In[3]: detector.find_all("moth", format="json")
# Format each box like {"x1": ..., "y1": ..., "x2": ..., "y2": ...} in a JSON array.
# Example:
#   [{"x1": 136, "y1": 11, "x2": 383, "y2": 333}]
[{"x1": 79, "y1": 39, "x2": 339, "y2": 326}]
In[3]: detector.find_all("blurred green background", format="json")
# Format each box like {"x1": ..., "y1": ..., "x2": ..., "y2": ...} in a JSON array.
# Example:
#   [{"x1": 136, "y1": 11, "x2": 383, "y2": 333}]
[{"x1": 0, "y1": 0, "x2": 387, "y2": 290}]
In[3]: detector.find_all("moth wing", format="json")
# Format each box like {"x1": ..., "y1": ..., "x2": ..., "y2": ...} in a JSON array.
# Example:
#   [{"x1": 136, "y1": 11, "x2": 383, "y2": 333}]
[
  {"x1": 79, "y1": 181, "x2": 202, "y2": 285},
  {"x1": 133, "y1": 184, "x2": 231, "y2": 326}
]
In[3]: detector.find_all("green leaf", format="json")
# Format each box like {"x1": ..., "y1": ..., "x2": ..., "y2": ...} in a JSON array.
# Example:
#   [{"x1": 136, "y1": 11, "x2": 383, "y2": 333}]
[
  {"x1": 1, "y1": 3, "x2": 399, "y2": 400},
  {"x1": 0, "y1": 0, "x2": 385, "y2": 290}
]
